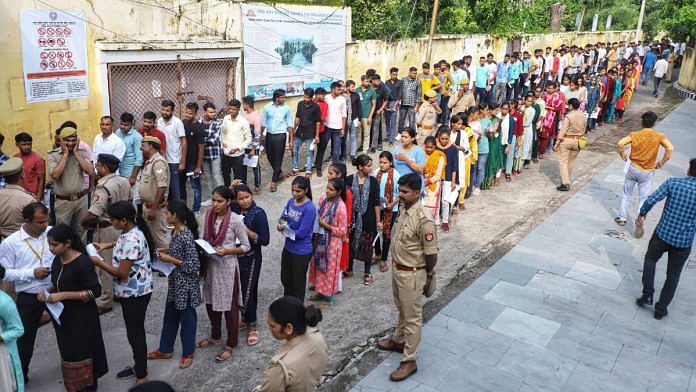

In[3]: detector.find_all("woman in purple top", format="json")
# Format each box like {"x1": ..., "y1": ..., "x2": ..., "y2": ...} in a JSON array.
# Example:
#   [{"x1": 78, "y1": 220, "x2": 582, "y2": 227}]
[{"x1": 278, "y1": 176, "x2": 317, "y2": 302}]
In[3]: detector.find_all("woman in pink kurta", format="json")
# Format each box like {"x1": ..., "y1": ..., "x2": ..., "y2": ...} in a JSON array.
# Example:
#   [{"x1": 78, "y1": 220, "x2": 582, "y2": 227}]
[
  {"x1": 539, "y1": 84, "x2": 565, "y2": 158},
  {"x1": 308, "y1": 178, "x2": 348, "y2": 303}
]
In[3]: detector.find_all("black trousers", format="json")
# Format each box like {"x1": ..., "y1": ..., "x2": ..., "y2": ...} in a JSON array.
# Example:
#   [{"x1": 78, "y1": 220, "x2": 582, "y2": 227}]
[
  {"x1": 315, "y1": 130, "x2": 330, "y2": 171},
  {"x1": 16, "y1": 292, "x2": 48, "y2": 379},
  {"x1": 221, "y1": 154, "x2": 245, "y2": 187},
  {"x1": 265, "y1": 133, "x2": 286, "y2": 183},
  {"x1": 239, "y1": 251, "x2": 263, "y2": 326},
  {"x1": 280, "y1": 249, "x2": 311, "y2": 303},
  {"x1": 641, "y1": 233, "x2": 692, "y2": 312},
  {"x1": 119, "y1": 293, "x2": 151, "y2": 379}
]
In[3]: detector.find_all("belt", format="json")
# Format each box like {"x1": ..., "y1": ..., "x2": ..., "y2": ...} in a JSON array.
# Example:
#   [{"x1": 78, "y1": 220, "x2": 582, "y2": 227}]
[
  {"x1": 393, "y1": 261, "x2": 426, "y2": 272},
  {"x1": 421, "y1": 125, "x2": 434, "y2": 130},
  {"x1": 55, "y1": 189, "x2": 88, "y2": 201},
  {"x1": 563, "y1": 134, "x2": 583, "y2": 140},
  {"x1": 97, "y1": 221, "x2": 112, "y2": 228}
]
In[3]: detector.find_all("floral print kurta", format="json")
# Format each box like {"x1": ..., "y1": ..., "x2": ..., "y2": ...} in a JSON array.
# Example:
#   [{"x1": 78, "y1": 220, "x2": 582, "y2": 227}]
[
  {"x1": 203, "y1": 211, "x2": 251, "y2": 312},
  {"x1": 542, "y1": 92, "x2": 565, "y2": 139},
  {"x1": 309, "y1": 195, "x2": 347, "y2": 297}
]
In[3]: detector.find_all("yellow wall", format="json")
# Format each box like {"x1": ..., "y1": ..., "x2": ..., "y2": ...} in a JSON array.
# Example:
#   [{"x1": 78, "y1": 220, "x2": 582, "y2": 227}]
[
  {"x1": 0, "y1": 0, "x2": 242, "y2": 156},
  {"x1": 678, "y1": 47, "x2": 696, "y2": 92},
  {"x1": 345, "y1": 30, "x2": 640, "y2": 81}
]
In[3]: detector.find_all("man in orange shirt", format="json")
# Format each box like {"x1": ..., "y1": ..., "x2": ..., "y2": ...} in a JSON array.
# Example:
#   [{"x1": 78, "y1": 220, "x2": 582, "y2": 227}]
[{"x1": 615, "y1": 111, "x2": 674, "y2": 226}]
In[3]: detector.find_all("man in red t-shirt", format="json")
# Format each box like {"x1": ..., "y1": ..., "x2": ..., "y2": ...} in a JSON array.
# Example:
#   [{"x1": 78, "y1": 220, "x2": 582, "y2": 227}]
[
  {"x1": 138, "y1": 111, "x2": 167, "y2": 152},
  {"x1": 14, "y1": 132, "x2": 45, "y2": 201}
]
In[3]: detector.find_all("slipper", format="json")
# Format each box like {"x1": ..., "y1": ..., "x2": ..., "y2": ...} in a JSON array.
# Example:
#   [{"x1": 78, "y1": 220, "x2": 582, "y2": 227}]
[
  {"x1": 614, "y1": 217, "x2": 626, "y2": 227},
  {"x1": 196, "y1": 337, "x2": 220, "y2": 348},
  {"x1": 215, "y1": 347, "x2": 234, "y2": 363},
  {"x1": 364, "y1": 275, "x2": 373, "y2": 286},
  {"x1": 255, "y1": 187, "x2": 261, "y2": 195},
  {"x1": 270, "y1": 182, "x2": 277, "y2": 193},
  {"x1": 287, "y1": 170, "x2": 298, "y2": 177},
  {"x1": 247, "y1": 330, "x2": 260, "y2": 347}
]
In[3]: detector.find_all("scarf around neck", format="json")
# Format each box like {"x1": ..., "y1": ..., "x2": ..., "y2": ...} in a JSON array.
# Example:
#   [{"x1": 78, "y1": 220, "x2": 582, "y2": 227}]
[
  {"x1": 204, "y1": 207, "x2": 231, "y2": 247},
  {"x1": 315, "y1": 196, "x2": 340, "y2": 272}
]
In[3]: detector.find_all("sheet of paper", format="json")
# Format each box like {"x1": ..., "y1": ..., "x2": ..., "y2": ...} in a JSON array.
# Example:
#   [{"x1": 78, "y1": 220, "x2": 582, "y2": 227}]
[
  {"x1": 443, "y1": 186, "x2": 460, "y2": 205},
  {"x1": 152, "y1": 259, "x2": 176, "y2": 277},
  {"x1": 282, "y1": 226, "x2": 296, "y2": 241},
  {"x1": 86, "y1": 244, "x2": 103, "y2": 261},
  {"x1": 372, "y1": 232, "x2": 381, "y2": 247},
  {"x1": 623, "y1": 159, "x2": 631, "y2": 174},
  {"x1": 43, "y1": 289, "x2": 64, "y2": 326},
  {"x1": 243, "y1": 155, "x2": 259, "y2": 168},
  {"x1": 195, "y1": 239, "x2": 217, "y2": 255}
]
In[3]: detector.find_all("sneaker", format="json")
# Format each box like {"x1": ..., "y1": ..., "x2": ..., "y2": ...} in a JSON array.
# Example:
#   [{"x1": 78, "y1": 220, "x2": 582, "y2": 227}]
[
  {"x1": 116, "y1": 367, "x2": 136, "y2": 380},
  {"x1": 556, "y1": 184, "x2": 570, "y2": 192},
  {"x1": 201, "y1": 199, "x2": 212, "y2": 207}
]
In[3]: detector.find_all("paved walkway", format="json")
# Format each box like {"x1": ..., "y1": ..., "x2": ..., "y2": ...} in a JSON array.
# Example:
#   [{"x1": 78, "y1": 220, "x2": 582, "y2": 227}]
[{"x1": 353, "y1": 99, "x2": 696, "y2": 392}]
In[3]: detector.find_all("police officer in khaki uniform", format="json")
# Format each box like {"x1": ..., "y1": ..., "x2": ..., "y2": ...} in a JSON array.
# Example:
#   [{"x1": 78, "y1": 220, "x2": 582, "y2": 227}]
[
  {"x1": 47, "y1": 126, "x2": 94, "y2": 240},
  {"x1": 81, "y1": 154, "x2": 131, "y2": 313},
  {"x1": 553, "y1": 97, "x2": 588, "y2": 191},
  {"x1": 0, "y1": 158, "x2": 36, "y2": 240},
  {"x1": 139, "y1": 136, "x2": 169, "y2": 249},
  {"x1": 378, "y1": 173, "x2": 438, "y2": 382}
]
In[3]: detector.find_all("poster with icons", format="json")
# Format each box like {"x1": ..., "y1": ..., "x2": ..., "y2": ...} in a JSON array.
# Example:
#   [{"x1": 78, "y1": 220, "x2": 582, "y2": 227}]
[{"x1": 20, "y1": 9, "x2": 88, "y2": 103}]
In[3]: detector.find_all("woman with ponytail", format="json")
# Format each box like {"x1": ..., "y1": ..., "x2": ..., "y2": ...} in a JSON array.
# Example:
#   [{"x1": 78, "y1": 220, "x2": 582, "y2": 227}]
[
  {"x1": 91, "y1": 201, "x2": 155, "y2": 385},
  {"x1": 252, "y1": 296, "x2": 327, "y2": 392},
  {"x1": 146, "y1": 199, "x2": 201, "y2": 369},
  {"x1": 308, "y1": 178, "x2": 348, "y2": 304}
]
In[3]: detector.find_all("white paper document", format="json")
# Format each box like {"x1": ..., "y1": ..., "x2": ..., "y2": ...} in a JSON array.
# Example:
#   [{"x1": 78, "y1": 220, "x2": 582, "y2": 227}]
[
  {"x1": 152, "y1": 259, "x2": 176, "y2": 277},
  {"x1": 443, "y1": 186, "x2": 460, "y2": 205},
  {"x1": 43, "y1": 289, "x2": 64, "y2": 326},
  {"x1": 86, "y1": 244, "x2": 103, "y2": 261},
  {"x1": 195, "y1": 239, "x2": 217, "y2": 255},
  {"x1": 281, "y1": 226, "x2": 296, "y2": 240},
  {"x1": 243, "y1": 155, "x2": 259, "y2": 168},
  {"x1": 372, "y1": 232, "x2": 381, "y2": 246}
]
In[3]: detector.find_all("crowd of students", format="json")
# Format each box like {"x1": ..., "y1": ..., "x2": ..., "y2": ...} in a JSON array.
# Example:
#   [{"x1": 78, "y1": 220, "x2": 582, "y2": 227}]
[{"x1": 0, "y1": 37, "x2": 683, "y2": 392}]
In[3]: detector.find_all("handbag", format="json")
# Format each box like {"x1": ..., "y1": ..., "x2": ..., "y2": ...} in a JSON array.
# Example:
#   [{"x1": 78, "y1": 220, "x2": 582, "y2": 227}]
[
  {"x1": 578, "y1": 136, "x2": 589, "y2": 150},
  {"x1": 423, "y1": 272, "x2": 437, "y2": 298},
  {"x1": 61, "y1": 358, "x2": 93, "y2": 392},
  {"x1": 0, "y1": 324, "x2": 17, "y2": 392}
]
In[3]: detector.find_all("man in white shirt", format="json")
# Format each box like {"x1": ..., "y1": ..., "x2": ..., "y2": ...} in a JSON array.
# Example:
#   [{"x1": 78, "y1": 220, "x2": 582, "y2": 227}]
[
  {"x1": 0, "y1": 202, "x2": 52, "y2": 382},
  {"x1": 324, "y1": 81, "x2": 347, "y2": 165},
  {"x1": 93, "y1": 115, "x2": 126, "y2": 169},
  {"x1": 596, "y1": 43, "x2": 608, "y2": 72},
  {"x1": 652, "y1": 55, "x2": 670, "y2": 98},
  {"x1": 157, "y1": 99, "x2": 187, "y2": 200},
  {"x1": 220, "y1": 99, "x2": 251, "y2": 186}
]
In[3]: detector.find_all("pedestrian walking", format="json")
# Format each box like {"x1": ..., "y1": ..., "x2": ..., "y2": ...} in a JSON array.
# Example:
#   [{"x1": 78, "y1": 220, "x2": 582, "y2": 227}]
[
  {"x1": 615, "y1": 111, "x2": 674, "y2": 226},
  {"x1": 261, "y1": 90, "x2": 293, "y2": 193},
  {"x1": 553, "y1": 98, "x2": 588, "y2": 191},
  {"x1": 636, "y1": 158, "x2": 696, "y2": 320},
  {"x1": 377, "y1": 173, "x2": 438, "y2": 382},
  {"x1": 157, "y1": 100, "x2": 187, "y2": 201}
]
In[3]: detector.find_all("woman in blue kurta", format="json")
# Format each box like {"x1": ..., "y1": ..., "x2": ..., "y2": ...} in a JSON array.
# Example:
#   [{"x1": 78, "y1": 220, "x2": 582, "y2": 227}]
[{"x1": 0, "y1": 277, "x2": 24, "y2": 392}]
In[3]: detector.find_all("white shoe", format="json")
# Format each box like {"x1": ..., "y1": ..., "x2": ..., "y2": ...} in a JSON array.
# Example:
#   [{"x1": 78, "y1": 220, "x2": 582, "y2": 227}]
[{"x1": 201, "y1": 199, "x2": 212, "y2": 207}]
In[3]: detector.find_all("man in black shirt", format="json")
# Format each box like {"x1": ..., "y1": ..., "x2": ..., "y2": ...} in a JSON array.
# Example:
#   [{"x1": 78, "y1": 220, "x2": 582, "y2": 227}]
[
  {"x1": 292, "y1": 88, "x2": 322, "y2": 177},
  {"x1": 370, "y1": 74, "x2": 390, "y2": 152},
  {"x1": 180, "y1": 102, "x2": 205, "y2": 213},
  {"x1": 346, "y1": 80, "x2": 362, "y2": 160}
]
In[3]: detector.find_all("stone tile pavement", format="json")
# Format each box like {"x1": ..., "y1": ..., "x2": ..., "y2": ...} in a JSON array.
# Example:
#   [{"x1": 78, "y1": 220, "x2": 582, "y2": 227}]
[{"x1": 351, "y1": 99, "x2": 696, "y2": 391}]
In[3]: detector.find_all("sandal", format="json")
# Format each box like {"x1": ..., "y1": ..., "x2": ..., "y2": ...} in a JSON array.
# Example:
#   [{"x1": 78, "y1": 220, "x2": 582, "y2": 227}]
[
  {"x1": 287, "y1": 169, "x2": 298, "y2": 177},
  {"x1": 247, "y1": 330, "x2": 260, "y2": 346},
  {"x1": 307, "y1": 294, "x2": 325, "y2": 302},
  {"x1": 147, "y1": 350, "x2": 173, "y2": 360},
  {"x1": 196, "y1": 337, "x2": 220, "y2": 348},
  {"x1": 270, "y1": 182, "x2": 277, "y2": 193},
  {"x1": 614, "y1": 217, "x2": 627, "y2": 227},
  {"x1": 255, "y1": 187, "x2": 261, "y2": 195},
  {"x1": 215, "y1": 346, "x2": 234, "y2": 363},
  {"x1": 505, "y1": 174, "x2": 512, "y2": 182},
  {"x1": 180, "y1": 354, "x2": 194, "y2": 369},
  {"x1": 379, "y1": 261, "x2": 388, "y2": 273},
  {"x1": 364, "y1": 275, "x2": 374, "y2": 286}
]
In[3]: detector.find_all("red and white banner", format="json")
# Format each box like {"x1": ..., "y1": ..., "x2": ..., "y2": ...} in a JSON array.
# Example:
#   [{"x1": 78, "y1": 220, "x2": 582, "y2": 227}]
[{"x1": 20, "y1": 9, "x2": 88, "y2": 103}]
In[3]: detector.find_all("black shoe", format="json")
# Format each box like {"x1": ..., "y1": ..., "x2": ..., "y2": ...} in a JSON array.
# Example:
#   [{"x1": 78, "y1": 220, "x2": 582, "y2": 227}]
[
  {"x1": 116, "y1": 366, "x2": 136, "y2": 380},
  {"x1": 636, "y1": 295, "x2": 653, "y2": 307},
  {"x1": 316, "y1": 168, "x2": 323, "y2": 177},
  {"x1": 323, "y1": 158, "x2": 332, "y2": 163},
  {"x1": 368, "y1": 147, "x2": 376, "y2": 153},
  {"x1": 654, "y1": 308, "x2": 668, "y2": 320},
  {"x1": 556, "y1": 184, "x2": 570, "y2": 192}
]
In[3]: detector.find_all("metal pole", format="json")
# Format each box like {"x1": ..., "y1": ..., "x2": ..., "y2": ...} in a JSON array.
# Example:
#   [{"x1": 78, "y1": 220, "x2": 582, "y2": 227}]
[
  {"x1": 636, "y1": 0, "x2": 647, "y2": 40},
  {"x1": 176, "y1": 55, "x2": 183, "y2": 118},
  {"x1": 425, "y1": 0, "x2": 440, "y2": 64}
]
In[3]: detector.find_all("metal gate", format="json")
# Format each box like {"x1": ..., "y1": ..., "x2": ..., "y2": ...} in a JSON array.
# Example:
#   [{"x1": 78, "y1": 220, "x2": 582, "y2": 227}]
[{"x1": 108, "y1": 57, "x2": 237, "y2": 122}]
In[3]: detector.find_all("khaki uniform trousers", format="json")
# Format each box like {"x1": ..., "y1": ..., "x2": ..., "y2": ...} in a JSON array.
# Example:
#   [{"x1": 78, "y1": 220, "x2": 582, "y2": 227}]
[
  {"x1": 54, "y1": 197, "x2": 88, "y2": 241},
  {"x1": 93, "y1": 226, "x2": 119, "y2": 308},
  {"x1": 391, "y1": 268, "x2": 427, "y2": 363},
  {"x1": 144, "y1": 205, "x2": 169, "y2": 249},
  {"x1": 359, "y1": 118, "x2": 371, "y2": 153},
  {"x1": 558, "y1": 138, "x2": 581, "y2": 185}
]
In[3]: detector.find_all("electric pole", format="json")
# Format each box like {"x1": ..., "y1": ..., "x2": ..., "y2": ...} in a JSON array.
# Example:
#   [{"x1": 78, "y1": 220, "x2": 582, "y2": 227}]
[
  {"x1": 425, "y1": 0, "x2": 441, "y2": 64},
  {"x1": 636, "y1": 0, "x2": 647, "y2": 40}
]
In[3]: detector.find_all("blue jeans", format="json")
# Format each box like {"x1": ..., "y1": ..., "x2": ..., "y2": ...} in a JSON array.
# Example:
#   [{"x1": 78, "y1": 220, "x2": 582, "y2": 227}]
[
  {"x1": 398, "y1": 105, "x2": 416, "y2": 131},
  {"x1": 158, "y1": 300, "x2": 198, "y2": 357},
  {"x1": 348, "y1": 121, "x2": 357, "y2": 156},
  {"x1": 325, "y1": 127, "x2": 342, "y2": 164},
  {"x1": 473, "y1": 153, "x2": 488, "y2": 188},
  {"x1": 292, "y1": 137, "x2": 314, "y2": 172},
  {"x1": 179, "y1": 163, "x2": 202, "y2": 212},
  {"x1": 641, "y1": 69, "x2": 651, "y2": 85},
  {"x1": 168, "y1": 163, "x2": 182, "y2": 201},
  {"x1": 475, "y1": 87, "x2": 488, "y2": 103},
  {"x1": 384, "y1": 101, "x2": 398, "y2": 144}
]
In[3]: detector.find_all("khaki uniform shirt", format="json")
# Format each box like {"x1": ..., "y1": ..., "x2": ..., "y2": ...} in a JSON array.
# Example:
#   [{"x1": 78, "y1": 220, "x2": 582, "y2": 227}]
[
  {"x1": 558, "y1": 110, "x2": 588, "y2": 139},
  {"x1": 89, "y1": 173, "x2": 131, "y2": 222},
  {"x1": 47, "y1": 148, "x2": 89, "y2": 196},
  {"x1": 0, "y1": 185, "x2": 35, "y2": 238},
  {"x1": 138, "y1": 152, "x2": 169, "y2": 204},
  {"x1": 448, "y1": 91, "x2": 476, "y2": 116},
  {"x1": 416, "y1": 102, "x2": 441, "y2": 129},
  {"x1": 252, "y1": 328, "x2": 327, "y2": 392},
  {"x1": 390, "y1": 201, "x2": 438, "y2": 268}
]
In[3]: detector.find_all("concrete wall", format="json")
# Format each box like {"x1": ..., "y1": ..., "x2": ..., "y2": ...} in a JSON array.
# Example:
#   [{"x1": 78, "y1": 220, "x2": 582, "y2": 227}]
[
  {"x1": 345, "y1": 30, "x2": 639, "y2": 81},
  {"x1": 677, "y1": 47, "x2": 696, "y2": 92}
]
